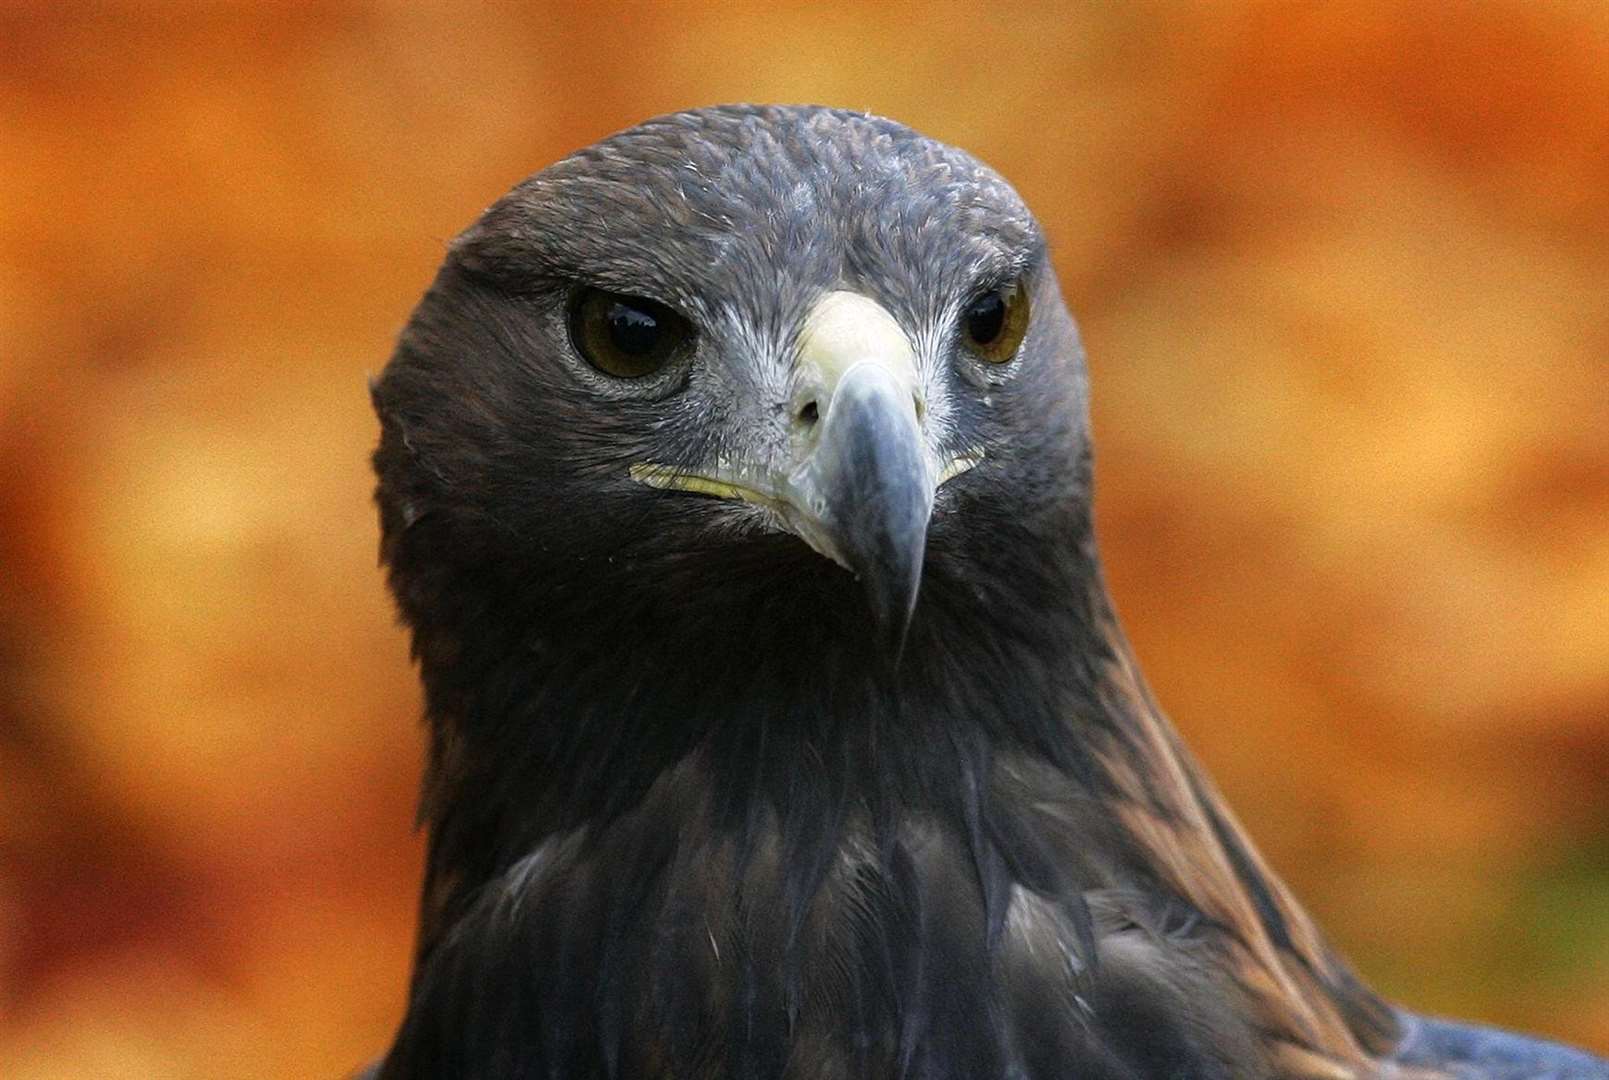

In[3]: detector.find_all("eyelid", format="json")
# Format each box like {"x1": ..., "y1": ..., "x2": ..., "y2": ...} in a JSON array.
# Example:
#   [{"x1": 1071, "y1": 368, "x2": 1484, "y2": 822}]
[
  {"x1": 970, "y1": 258, "x2": 1034, "y2": 300},
  {"x1": 567, "y1": 279, "x2": 679, "y2": 310}
]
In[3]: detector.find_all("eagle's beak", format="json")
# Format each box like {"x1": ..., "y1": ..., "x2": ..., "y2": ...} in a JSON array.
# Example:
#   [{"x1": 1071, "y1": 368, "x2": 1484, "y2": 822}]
[
  {"x1": 779, "y1": 292, "x2": 933, "y2": 652},
  {"x1": 630, "y1": 291, "x2": 978, "y2": 652}
]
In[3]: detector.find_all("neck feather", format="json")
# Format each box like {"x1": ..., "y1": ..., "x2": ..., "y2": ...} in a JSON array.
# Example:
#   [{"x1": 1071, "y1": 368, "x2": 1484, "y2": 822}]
[{"x1": 401, "y1": 507, "x2": 1400, "y2": 1073}]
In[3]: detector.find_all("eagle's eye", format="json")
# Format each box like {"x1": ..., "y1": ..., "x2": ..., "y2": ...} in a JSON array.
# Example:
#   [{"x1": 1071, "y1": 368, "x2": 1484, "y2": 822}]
[
  {"x1": 960, "y1": 280, "x2": 1030, "y2": 364},
  {"x1": 569, "y1": 288, "x2": 692, "y2": 379}
]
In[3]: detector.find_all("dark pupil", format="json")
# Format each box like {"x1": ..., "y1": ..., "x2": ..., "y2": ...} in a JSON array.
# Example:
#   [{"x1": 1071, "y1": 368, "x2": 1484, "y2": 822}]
[
  {"x1": 607, "y1": 301, "x2": 661, "y2": 356},
  {"x1": 966, "y1": 292, "x2": 1006, "y2": 344}
]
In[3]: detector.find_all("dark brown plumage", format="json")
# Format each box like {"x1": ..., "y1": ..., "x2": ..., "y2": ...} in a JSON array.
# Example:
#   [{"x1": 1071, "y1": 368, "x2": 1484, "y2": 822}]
[{"x1": 366, "y1": 105, "x2": 1607, "y2": 1079}]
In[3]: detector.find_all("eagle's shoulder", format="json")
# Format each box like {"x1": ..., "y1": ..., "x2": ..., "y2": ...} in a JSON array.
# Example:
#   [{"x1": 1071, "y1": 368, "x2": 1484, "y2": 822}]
[{"x1": 1391, "y1": 1011, "x2": 1609, "y2": 1078}]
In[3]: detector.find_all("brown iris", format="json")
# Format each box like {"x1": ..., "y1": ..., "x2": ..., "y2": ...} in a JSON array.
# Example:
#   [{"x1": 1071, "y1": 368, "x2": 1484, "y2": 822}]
[
  {"x1": 960, "y1": 280, "x2": 1030, "y2": 364},
  {"x1": 569, "y1": 288, "x2": 692, "y2": 378}
]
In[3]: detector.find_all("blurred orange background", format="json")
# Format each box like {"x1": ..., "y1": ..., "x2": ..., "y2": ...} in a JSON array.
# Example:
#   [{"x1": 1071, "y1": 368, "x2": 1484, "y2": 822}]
[{"x1": 2, "y1": 3, "x2": 1606, "y2": 1076}]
